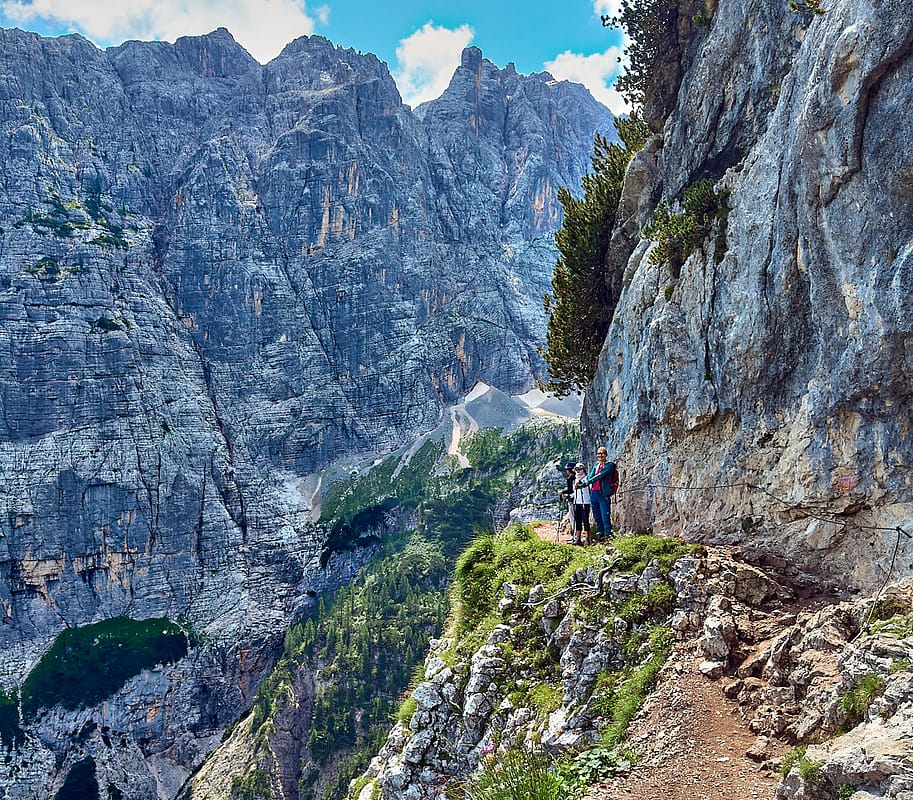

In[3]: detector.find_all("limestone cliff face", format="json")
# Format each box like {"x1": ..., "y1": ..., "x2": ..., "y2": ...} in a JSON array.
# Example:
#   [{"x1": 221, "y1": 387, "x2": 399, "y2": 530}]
[
  {"x1": 0, "y1": 27, "x2": 612, "y2": 798},
  {"x1": 583, "y1": 0, "x2": 913, "y2": 589}
]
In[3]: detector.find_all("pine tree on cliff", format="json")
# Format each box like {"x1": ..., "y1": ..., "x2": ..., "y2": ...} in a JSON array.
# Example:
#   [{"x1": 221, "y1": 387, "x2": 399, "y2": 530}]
[{"x1": 541, "y1": 115, "x2": 649, "y2": 395}]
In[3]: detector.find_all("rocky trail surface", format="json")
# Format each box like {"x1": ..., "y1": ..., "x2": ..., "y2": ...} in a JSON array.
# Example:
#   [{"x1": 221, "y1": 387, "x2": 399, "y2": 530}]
[
  {"x1": 353, "y1": 515, "x2": 913, "y2": 800},
  {"x1": 585, "y1": 645, "x2": 787, "y2": 800}
]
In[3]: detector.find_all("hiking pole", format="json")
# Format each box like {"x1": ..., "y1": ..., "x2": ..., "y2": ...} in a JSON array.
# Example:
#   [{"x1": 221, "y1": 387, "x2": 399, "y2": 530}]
[{"x1": 555, "y1": 498, "x2": 565, "y2": 544}]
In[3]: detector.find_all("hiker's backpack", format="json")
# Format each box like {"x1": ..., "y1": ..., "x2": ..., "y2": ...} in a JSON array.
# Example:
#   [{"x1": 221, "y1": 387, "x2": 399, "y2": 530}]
[{"x1": 606, "y1": 462, "x2": 620, "y2": 495}]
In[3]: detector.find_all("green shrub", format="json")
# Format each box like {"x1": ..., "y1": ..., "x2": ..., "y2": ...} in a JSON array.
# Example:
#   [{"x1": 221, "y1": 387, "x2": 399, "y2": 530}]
[
  {"x1": 28, "y1": 214, "x2": 77, "y2": 238},
  {"x1": 20, "y1": 617, "x2": 188, "y2": 718},
  {"x1": 787, "y1": 0, "x2": 825, "y2": 15},
  {"x1": 642, "y1": 179, "x2": 730, "y2": 276},
  {"x1": 88, "y1": 232, "x2": 129, "y2": 250},
  {"x1": 798, "y1": 755, "x2": 827, "y2": 786},
  {"x1": 91, "y1": 316, "x2": 128, "y2": 333},
  {"x1": 26, "y1": 256, "x2": 62, "y2": 279},
  {"x1": 780, "y1": 746, "x2": 807, "y2": 776},
  {"x1": 840, "y1": 674, "x2": 886, "y2": 726},
  {"x1": 561, "y1": 745, "x2": 634, "y2": 787},
  {"x1": 780, "y1": 749, "x2": 828, "y2": 792}
]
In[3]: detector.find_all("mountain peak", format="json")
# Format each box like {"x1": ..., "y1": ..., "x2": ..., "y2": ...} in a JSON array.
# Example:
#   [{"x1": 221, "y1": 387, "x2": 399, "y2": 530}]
[
  {"x1": 460, "y1": 45, "x2": 484, "y2": 71},
  {"x1": 169, "y1": 26, "x2": 259, "y2": 74}
]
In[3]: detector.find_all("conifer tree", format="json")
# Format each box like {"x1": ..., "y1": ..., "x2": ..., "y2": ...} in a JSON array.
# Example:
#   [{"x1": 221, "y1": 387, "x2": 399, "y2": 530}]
[{"x1": 541, "y1": 115, "x2": 650, "y2": 395}]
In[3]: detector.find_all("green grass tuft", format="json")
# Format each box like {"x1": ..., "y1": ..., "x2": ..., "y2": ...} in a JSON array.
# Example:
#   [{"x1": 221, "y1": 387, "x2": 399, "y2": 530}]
[
  {"x1": 840, "y1": 673, "x2": 886, "y2": 726},
  {"x1": 610, "y1": 533, "x2": 700, "y2": 576},
  {"x1": 451, "y1": 748, "x2": 565, "y2": 800},
  {"x1": 396, "y1": 697, "x2": 417, "y2": 725},
  {"x1": 598, "y1": 625, "x2": 672, "y2": 750},
  {"x1": 528, "y1": 683, "x2": 563, "y2": 715}
]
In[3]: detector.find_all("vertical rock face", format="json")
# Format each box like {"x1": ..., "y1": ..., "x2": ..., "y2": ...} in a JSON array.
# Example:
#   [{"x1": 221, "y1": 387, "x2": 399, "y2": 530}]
[
  {"x1": 0, "y1": 26, "x2": 612, "y2": 798},
  {"x1": 584, "y1": 0, "x2": 913, "y2": 589}
]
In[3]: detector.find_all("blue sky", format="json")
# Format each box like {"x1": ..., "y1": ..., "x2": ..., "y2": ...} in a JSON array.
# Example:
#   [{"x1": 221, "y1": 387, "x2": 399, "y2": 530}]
[{"x1": 0, "y1": 0, "x2": 628, "y2": 112}]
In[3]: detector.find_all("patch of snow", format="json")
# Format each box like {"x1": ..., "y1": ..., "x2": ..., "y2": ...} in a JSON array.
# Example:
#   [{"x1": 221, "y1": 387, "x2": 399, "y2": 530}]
[
  {"x1": 514, "y1": 388, "x2": 582, "y2": 419},
  {"x1": 516, "y1": 387, "x2": 547, "y2": 408},
  {"x1": 464, "y1": 381, "x2": 491, "y2": 402}
]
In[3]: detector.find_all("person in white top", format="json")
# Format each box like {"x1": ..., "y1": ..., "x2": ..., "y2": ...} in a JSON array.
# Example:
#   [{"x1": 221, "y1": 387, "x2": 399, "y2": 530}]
[{"x1": 571, "y1": 463, "x2": 591, "y2": 545}]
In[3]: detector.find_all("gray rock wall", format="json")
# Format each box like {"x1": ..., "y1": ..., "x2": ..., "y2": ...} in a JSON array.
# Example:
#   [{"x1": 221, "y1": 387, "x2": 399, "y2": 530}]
[
  {"x1": 583, "y1": 0, "x2": 913, "y2": 589},
  {"x1": 0, "y1": 26, "x2": 612, "y2": 799}
]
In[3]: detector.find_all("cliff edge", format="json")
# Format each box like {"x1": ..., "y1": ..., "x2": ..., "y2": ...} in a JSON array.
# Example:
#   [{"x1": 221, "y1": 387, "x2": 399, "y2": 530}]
[{"x1": 583, "y1": 0, "x2": 913, "y2": 590}]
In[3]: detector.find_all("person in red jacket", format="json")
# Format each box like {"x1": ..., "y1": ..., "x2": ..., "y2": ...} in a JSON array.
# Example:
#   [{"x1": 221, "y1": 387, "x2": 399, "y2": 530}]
[{"x1": 577, "y1": 447, "x2": 618, "y2": 541}]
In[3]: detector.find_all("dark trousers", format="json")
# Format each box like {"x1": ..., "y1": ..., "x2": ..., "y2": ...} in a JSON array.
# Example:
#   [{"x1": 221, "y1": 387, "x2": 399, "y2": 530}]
[{"x1": 573, "y1": 503, "x2": 590, "y2": 534}]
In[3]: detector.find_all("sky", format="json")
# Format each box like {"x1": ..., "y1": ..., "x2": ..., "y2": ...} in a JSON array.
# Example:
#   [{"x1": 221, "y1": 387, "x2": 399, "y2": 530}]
[{"x1": 0, "y1": 0, "x2": 629, "y2": 113}]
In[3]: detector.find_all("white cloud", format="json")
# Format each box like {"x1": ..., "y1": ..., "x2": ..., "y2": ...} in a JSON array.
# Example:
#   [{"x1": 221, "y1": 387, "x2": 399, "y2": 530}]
[
  {"x1": 393, "y1": 22, "x2": 474, "y2": 107},
  {"x1": 544, "y1": 47, "x2": 629, "y2": 116},
  {"x1": 591, "y1": 0, "x2": 631, "y2": 65},
  {"x1": 0, "y1": 0, "x2": 317, "y2": 63},
  {"x1": 592, "y1": 0, "x2": 625, "y2": 21},
  {"x1": 313, "y1": 4, "x2": 330, "y2": 26}
]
